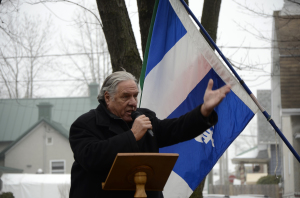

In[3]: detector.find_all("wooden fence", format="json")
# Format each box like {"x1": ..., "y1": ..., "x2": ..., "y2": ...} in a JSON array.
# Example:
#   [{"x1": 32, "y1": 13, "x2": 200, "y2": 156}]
[{"x1": 209, "y1": 185, "x2": 281, "y2": 198}]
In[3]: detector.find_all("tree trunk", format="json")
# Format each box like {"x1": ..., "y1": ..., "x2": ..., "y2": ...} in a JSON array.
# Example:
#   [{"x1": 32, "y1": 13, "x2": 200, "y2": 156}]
[
  {"x1": 136, "y1": 0, "x2": 155, "y2": 57},
  {"x1": 190, "y1": 177, "x2": 206, "y2": 198},
  {"x1": 137, "y1": 0, "x2": 188, "y2": 57},
  {"x1": 96, "y1": 0, "x2": 142, "y2": 79},
  {"x1": 201, "y1": 0, "x2": 222, "y2": 49}
]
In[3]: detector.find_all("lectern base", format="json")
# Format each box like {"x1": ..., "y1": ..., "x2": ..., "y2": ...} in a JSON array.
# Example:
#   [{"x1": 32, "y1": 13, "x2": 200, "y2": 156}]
[{"x1": 134, "y1": 172, "x2": 147, "y2": 198}]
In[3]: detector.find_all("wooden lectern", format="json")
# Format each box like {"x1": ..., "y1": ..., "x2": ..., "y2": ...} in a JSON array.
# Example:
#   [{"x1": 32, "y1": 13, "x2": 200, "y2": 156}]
[{"x1": 102, "y1": 153, "x2": 179, "y2": 198}]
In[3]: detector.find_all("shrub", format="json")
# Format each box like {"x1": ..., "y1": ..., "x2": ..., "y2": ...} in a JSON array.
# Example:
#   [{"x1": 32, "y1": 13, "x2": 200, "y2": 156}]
[
  {"x1": 0, "y1": 192, "x2": 14, "y2": 198},
  {"x1": 256, "y1": 175, "x2": 281, "y2": 184}
]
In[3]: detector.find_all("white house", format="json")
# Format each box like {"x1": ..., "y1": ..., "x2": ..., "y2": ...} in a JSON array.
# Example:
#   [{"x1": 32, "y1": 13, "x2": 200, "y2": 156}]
[{"x1": 0, "y1": 83, "x2": 99, "y2": 174}]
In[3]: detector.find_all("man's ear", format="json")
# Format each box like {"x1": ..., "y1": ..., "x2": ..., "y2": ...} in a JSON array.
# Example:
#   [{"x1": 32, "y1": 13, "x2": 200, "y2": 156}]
[{"x1": 104, "y1": 92, "x2": 110, "y2": 105}]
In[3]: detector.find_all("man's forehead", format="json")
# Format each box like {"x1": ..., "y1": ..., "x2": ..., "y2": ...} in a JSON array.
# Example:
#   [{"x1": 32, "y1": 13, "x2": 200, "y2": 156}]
[
  {"x1": 119, "y1": 87, "x2": 139, "y2": 94},
  {"x1": 117, "y1": 80, "x2": 139, "y2": 94},
  {"x1": 121, "y1": 90, "x2": 139, "y2": 95}
]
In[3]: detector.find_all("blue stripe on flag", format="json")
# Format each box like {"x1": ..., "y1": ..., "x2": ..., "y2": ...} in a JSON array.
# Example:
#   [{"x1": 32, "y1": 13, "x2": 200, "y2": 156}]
[
  {"x1": 160, "y1": 69, "x2": 254, "y2": 190},
  {"x1": 145, "y1": 0, "x2": 187, "y2": 77}
]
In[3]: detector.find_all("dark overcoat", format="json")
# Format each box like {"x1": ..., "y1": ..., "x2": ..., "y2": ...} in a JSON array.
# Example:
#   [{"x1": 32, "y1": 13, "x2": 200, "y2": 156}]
[{"x1": 69, "y1": 102, "x2": 217, "y2": 198}]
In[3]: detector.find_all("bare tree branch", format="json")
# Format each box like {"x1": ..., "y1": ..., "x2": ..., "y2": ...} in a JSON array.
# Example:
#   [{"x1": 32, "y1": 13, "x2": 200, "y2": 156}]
[
  {"x1": 0, "y1": 13, "x2": 54, "y2": 98},
  {"x1": 26, "y1": 0, "x2": 103, "y2": 27}
]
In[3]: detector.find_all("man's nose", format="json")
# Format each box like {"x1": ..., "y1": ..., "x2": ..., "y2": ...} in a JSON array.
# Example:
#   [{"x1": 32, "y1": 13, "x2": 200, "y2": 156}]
[{"x1": 129, "y1": 96, "x2": 137, "y2": 106}]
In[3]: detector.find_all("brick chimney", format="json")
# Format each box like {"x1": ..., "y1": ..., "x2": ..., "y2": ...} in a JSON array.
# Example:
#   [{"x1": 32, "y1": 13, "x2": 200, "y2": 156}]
[{"x1": 89, "y1": 82, "x2": 99, "y2": 108}]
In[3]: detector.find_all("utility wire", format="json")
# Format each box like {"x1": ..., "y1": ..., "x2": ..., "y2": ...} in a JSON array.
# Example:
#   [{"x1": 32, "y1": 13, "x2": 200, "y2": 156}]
[
  {"x1": 2, "y1": 46, "x2": 300, "y2": 59},
  {"x1": 0, "y1": 52, "x2": 109, "y2": 59},
  {"x1": 4, "y1": 74, "x2": 300, "y2": 84}
]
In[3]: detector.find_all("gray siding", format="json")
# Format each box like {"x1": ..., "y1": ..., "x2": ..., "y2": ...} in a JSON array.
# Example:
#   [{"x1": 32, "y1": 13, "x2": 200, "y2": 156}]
[
  {"x1": 257, "y1": 90, "x2": 277, "y2": 144},
  {"x1": 269, "y1": 144, "x2": 282, "y2": 175}
]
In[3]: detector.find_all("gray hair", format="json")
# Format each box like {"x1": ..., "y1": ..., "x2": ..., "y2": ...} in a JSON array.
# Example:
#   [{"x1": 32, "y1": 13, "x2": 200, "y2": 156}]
[{"x1": 97, "y1": 71, "x2": 138, "y2": 101}]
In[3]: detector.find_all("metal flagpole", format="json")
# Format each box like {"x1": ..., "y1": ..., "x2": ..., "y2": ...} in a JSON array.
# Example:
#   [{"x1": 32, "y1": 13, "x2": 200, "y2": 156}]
[{"x1": 179, "y1": 0, "x2": 300, "y2": 163}]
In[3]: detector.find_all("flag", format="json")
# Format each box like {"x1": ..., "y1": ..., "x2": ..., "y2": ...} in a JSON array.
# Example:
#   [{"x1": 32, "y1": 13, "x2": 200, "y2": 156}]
[{"x1": 139, "y1": 0, "x2": 259, "y2": 197}]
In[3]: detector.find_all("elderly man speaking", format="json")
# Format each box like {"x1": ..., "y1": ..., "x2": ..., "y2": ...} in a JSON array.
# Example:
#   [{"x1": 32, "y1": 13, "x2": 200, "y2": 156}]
[{"x1": 69, "y1": 71, "x2": 230, "y2": 198}]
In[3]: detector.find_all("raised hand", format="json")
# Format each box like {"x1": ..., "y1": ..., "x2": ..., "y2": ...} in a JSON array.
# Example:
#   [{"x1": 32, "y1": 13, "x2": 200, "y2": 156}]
[{"x1": 201, "y1": 79, "x2": 231, "y2": 117}]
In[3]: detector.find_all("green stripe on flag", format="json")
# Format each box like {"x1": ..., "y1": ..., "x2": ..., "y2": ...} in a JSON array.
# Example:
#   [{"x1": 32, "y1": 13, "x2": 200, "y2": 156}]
[{"x1": 139, "y1": 0, "x2": 159, "y2": 106}]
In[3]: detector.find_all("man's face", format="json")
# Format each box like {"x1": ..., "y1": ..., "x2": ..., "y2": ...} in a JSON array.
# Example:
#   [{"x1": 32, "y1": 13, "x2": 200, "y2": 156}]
[{"x1": 105, "y1": 80, "x2": 139, "y2": 122}]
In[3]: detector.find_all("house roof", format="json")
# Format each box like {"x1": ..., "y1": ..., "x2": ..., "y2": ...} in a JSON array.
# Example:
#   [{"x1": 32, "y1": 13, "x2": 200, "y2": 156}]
[
  {"x1": 0, "y1": 166, "x2": 23, "y2": 173},
  {"x1": 231, "y1": 146, "x2": 269, "y2": 164},
  {"x1": 0, "y1": 118, "x2": 70, "y2": 158},
  {"x1": 280, "y1": 0, "x2": 300, "y2": 16},
  {"x1": 0, "y1": 96, "x2": 98, "y2": 142}
]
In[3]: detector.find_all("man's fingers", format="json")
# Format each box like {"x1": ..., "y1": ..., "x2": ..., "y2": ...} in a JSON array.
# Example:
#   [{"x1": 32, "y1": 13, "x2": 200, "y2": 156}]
[
  {"x1": 215, "y1": 85, "x2": 231, "y2": 102},
  {"x1": 220, "y1": 84, "x2": 231, "y2": 95},
  {"x1": 206, "y1": 79, "x2": 214, "y2": 91},
  {"x1": 206, "y1": 79, "x2": 230, "y2": 96},
  {"x1": 132, "y1": 115, "x2": 153, "y2": 141},
  {"x1": 136, "y1": 115, "x2": 150, "y2": 122},
  {"x1": 138, "y1": 116, "x2": 152, "y2": 128}
]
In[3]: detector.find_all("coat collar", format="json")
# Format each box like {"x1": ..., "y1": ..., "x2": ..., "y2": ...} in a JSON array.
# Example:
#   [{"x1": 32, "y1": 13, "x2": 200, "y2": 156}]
[
  {"x1": 95, "y1": 101, "x2": 131, "y2": 135},
  {"x1": 95, "y1": 101, "x2": 119, "y2": 125}
]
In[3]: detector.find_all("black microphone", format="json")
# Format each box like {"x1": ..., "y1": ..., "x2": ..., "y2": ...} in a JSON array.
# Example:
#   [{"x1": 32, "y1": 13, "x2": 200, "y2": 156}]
[{"x1": 131, "y1": 111, "x2": 154, "y2": 137}]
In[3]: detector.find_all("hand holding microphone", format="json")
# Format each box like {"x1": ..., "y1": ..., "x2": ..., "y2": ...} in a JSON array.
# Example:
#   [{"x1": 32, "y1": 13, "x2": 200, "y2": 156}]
[{"x1": 131, "y1": 111, "x2": 154, "y2": 141}]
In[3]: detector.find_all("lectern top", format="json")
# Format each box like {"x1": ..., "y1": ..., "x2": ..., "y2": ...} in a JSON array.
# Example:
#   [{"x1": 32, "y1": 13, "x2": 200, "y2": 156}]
[{"x1": 102, "y1": 153, "x2": 179, "y2": 191}]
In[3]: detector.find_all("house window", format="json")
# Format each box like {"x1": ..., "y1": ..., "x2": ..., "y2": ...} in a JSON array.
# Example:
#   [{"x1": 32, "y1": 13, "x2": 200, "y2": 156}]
[
  {"x1": 46, "y1": 137, "x2": 53, "y2": 145},
  {"x1": 50, "y1": 160, "x2": 65, "y2": 174}
]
